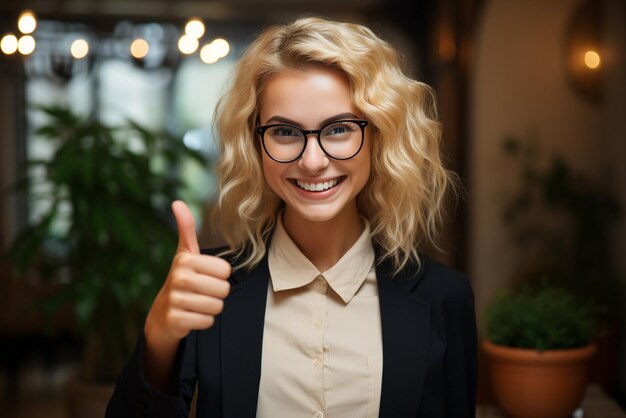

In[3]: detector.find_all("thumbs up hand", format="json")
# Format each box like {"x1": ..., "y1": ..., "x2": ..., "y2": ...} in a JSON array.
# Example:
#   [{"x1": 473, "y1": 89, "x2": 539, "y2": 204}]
[{"x1": 144, "y1": 201, "x2": 231, "y2": 351}]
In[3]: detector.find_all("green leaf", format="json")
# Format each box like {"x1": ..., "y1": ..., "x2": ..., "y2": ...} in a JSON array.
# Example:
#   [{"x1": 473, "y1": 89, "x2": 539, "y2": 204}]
[
  {"x1": 5, "y1": 105, "x2": 205, "y2": 381},
  {"x1": 485, "y1": 284, "x2": 603, "y2": 349}
]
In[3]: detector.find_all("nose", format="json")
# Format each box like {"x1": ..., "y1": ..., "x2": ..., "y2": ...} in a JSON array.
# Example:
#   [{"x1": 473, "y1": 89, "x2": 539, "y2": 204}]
[{"x1": 298, "y1": 134, "x2": 329, "y2": 172}]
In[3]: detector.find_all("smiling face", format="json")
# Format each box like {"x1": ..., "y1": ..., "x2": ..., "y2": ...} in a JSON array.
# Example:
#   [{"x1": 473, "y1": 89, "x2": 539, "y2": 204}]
[{"x1": 258, "y1": 67, "x2": 371, "y2": 227}]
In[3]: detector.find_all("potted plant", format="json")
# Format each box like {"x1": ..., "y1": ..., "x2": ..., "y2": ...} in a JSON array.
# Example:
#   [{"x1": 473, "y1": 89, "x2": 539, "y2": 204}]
[
  {"x1": 483, "y1": 283, "x2": 603, "y2": 418},
  {"x1": 4, "y1": 106, "x2": 204, "y2": 417},
  {"x1": 499, "y1": 136, "x2": 623, "y2": 396}
]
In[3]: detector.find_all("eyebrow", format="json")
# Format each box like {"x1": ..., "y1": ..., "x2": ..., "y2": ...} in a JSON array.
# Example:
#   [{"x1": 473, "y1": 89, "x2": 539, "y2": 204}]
[{"x1": 263, "y1": 112, "x2": 362, "y2": 127}]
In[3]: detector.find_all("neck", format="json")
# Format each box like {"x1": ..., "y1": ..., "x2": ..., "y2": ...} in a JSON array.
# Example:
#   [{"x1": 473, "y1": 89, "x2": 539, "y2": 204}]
[{"x1": 282, "y1": 204, "x2": 364, "y2": 273}]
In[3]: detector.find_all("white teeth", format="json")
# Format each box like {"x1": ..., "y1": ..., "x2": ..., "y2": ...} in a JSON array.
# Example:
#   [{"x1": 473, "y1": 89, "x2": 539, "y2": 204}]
[{"x1": 296, "y1": 178, "x2": 340, "y2": 192}]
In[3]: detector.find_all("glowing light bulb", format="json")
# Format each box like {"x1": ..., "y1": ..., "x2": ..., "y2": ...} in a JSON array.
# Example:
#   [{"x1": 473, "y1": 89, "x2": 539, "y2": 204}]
[
  {"x1": 18, "y1": 10, "x2": 37, "y2": 34},
  {"x1": 17, "y1": 35, "x2": 36, "y2": 55},
  {"x1": 178, "y1": 34, "x2": 199, "y2": 54},
  {"x1": 71, "y1": 39, "x2": 89, "y2": 59},
  {"x1": 584, "y1": 50, "x2": 600, "y2": 69},
  {"x1": 130, "y1": 38, "x2": 149, "y2": 59},
  {"x1": 200, "y1": 42, "x2": 219, "y2": 64},
  {"x1": 1, "y1": 34, "x2": 18, "y2": 55},
  {"x1": 185, "y1": 19, "x2": 205, "y2": 39},
  {"x1": 211, "y1": 38, "x2": 230, "y2": 58}
]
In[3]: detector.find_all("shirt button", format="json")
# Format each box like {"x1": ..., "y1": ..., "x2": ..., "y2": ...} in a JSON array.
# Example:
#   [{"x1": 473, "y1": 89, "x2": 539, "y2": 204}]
[
  {"x1": 312, "y1": 357, "x2": 322, "y2": 368},
  {"x1": 313, "y1": 318, "x2": 322, "y2": 327},
  {"x1": 314, "y1": 411, "x2": 324, "y2": 418}
]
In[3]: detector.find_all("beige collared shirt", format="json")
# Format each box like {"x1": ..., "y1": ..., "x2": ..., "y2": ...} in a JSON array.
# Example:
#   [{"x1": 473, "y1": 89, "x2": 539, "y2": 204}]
[{"x1": 257, "y1": 216, "x2": 383, "y2": 418}]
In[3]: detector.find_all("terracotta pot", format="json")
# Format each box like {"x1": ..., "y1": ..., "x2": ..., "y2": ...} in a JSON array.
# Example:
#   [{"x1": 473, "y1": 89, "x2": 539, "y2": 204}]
[
  {"x1": 482, "y1": 340, "x2": 596, "y2": 418},
  {"x1": 64, "y1": 374, "x2": 115, "y2": 418}
]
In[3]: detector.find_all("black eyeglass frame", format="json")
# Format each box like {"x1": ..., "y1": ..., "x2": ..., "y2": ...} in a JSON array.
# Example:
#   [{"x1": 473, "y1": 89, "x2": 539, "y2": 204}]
[{"x1": 256, "y1": 119, "x2": 369, "y2": 163}]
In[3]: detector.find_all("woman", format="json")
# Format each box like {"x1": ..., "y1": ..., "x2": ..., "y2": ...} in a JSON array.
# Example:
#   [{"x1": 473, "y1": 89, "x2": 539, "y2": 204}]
[{"x1": 107, "y1": 17, "x2": 477, "y2": 418}]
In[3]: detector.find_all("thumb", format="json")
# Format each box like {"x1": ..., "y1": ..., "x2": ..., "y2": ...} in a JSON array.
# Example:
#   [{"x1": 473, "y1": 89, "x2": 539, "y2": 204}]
[{"x1": 172, "y1": 200, "x2": 200, "y2": 254}]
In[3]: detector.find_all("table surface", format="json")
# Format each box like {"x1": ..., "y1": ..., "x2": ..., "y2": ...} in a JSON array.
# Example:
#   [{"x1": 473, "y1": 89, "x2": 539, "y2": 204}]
[{"x1": 477, "y1": 385, "x2": 626, "y2": 418}]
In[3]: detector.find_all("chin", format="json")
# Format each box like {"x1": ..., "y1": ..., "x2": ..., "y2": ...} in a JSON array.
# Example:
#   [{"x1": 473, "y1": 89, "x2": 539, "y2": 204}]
[{"x1": 285, "y1": 199, "x2": 353, "y2": 224}]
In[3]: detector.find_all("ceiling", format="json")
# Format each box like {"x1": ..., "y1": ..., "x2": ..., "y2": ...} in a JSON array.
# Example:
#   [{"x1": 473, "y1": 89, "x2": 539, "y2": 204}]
[{"x1": 0, "y1": 0, "x2": 385, "y2": 21}]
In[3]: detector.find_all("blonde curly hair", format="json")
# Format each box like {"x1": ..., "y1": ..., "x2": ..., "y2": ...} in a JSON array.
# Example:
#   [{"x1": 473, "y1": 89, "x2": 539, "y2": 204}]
[{"x1": 213, "y1": 17, "x2": 457, "y2": 274}]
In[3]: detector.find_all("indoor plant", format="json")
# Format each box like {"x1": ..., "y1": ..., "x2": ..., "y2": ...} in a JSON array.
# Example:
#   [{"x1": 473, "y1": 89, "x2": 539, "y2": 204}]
[
  {"x1": 483, "y1": 137, "x2": 620, "y2": 418},
  {"x1": 499, "y1": 136, "x2": 622, "y2": 395},
  {"x1": 483, "y1": 284, "x2": 602, "y2": 418},
  {"x1": 4, "y1": 106, "x2": 204, "y2": 416}
]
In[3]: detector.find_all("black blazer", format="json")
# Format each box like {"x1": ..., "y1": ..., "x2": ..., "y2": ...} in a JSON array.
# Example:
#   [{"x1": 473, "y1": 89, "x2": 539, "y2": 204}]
[{"x1": 106, "y1": 247, "x2": 477, "y2": 418}]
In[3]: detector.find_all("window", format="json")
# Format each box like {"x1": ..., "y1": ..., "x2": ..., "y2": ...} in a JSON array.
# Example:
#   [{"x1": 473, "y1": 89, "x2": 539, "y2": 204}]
[{"x1": 21, "y1": 17, "x2": 253, "y2": 229}]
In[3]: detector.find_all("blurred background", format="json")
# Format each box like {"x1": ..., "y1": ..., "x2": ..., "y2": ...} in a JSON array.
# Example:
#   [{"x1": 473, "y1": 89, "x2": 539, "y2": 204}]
[{"x1": 0, "y1": 0, "x2": 624, "y2": 417}]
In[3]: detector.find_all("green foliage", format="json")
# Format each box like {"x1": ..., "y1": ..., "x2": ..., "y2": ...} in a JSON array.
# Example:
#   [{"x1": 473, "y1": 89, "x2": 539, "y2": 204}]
[
  {"x1": 3, "y1": 105, "x2": 206, "y2": 382},
  {"x1": 486, "y1": 284, "x2": 603, "y2": 350}
]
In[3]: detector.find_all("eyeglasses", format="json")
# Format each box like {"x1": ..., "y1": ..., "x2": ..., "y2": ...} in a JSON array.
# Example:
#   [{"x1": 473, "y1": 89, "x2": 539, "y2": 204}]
[{"x1": 257, "y1": 119, "x2": 369, "y2": 163}]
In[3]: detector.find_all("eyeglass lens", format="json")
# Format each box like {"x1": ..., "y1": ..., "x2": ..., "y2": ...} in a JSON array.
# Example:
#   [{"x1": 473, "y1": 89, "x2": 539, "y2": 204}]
[{"x1": 263, "y1": 121, "x2": 363, "y2": 162}]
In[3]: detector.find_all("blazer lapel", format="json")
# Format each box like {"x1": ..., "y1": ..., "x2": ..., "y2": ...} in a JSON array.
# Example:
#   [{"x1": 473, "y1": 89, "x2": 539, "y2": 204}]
[
  {"x1": 376, "y1": 254, "x2": 431, "y2": 418},
  {"x1": 220, "y1": 255, "x2": 270, "y2": 418}
]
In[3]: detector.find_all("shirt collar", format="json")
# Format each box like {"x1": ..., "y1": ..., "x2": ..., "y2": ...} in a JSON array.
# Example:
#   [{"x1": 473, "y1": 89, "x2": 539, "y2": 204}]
[{"x1": 268, "y1": 213, "x2": 375, "y2": 303}]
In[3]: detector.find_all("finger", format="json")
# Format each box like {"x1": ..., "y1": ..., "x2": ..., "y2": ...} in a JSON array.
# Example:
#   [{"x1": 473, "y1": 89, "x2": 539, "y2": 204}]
[
  {"x1": 169, "y1": 291, "x2": 225, "y2": 316},
  {"x1": 176, "y1": 253, "x2": 232, "y2": 280},
  {"x1": 172, "y1": 200, "x2": 200, "y2": 254},
  {"x1": 167, "y1": 309, "x2": 216, "y2": 332},
  {"x1": 172, "y1": 271, "x2": 231, "y2": 299}
]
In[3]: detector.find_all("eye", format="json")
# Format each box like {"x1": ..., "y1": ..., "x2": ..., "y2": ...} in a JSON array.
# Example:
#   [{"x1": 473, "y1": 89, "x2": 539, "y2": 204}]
[
  {"x1": 328, "y1": 126, "x2": 346, "y2": 135},
  {"x1": 324, "y1": 122, "x2": 358, "y2": 136},
  {"x1": 269, "y1": 126, "x2": 301, "y2": 137}
]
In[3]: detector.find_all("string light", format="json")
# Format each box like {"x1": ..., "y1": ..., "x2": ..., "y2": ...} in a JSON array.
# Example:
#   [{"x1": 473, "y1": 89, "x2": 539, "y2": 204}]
[
  {"x1": 1, "y1": 34, "x2": 18, "y2": 55},
  {"x1": 199, "y1": 38, "x2": 230, "y2": 64},
  {"x1": 178, "y1": 34, "x2": 199, "y2": 55},
  {"x1": 71, "y1": 39, "x2": 89, "y2": 59},
  {"x1": 130, "y1": 38, "x2": 149, "y2": 59},
  {"x1": 211, "y1": 38, "x2": 230, "y2": 58},
  {"x1": 2, "y1": 13, "x2": 232, "y2": 64},
  {"x1": 17, "y1": 35, "x2": 36, "y2": 55},
  {"x1": 185, "y1": 18, "x2": 205, "y2": 39},
  {"x1": 200, "y1": 43, "x2": 219, "y2": 64},
  {"x1": 18, "y1": 10, "x2": 37, "y2": 34}
]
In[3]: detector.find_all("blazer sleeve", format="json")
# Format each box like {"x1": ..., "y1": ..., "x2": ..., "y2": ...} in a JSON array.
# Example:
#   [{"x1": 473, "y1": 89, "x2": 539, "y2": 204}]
[
  {"x1": 443, "y1": 277, "x2": 478, "y2": 418},
  {"x1": 105, "y1": 330, "x2": 198, "y2": 418}
]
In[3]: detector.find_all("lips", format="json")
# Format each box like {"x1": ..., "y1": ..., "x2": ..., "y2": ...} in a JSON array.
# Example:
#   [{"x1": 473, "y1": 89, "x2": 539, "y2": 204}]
[{"x1": 292, "y1": 176, "x2": 346, "y2": 192}]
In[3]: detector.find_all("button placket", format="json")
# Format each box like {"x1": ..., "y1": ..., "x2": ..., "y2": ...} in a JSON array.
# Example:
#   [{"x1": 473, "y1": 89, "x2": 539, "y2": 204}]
[{"x1": 310, "y1": 278, "x2": 326, "y2": 374}]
